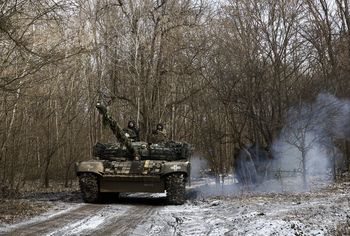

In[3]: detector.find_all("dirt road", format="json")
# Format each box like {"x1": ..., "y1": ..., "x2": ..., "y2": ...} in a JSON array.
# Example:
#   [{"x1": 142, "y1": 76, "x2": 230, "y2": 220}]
[
  {"x1": 0, "y1": 195, "x2": 163, "y2": 236},
  {"x1": 1, "y1": 181, "x2": 350, "y2": 236}
]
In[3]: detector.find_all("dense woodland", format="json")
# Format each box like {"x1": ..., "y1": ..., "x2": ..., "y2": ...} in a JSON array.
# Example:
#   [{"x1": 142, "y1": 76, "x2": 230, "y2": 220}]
[{"x1": 1, "y1": 0, "x2": 350, "y2": 188}]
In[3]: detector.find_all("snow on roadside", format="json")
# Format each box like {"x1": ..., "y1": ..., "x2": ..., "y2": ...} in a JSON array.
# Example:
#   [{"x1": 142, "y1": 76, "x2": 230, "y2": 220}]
[{"x1": 133, "y1": 182, "x2": 350, "y2": 236}]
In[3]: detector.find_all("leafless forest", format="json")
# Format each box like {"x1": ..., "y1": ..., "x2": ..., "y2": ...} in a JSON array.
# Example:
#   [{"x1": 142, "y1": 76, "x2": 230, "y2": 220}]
[{"x1": 1, "y1": 0, "x2": 350, "y2": 189}]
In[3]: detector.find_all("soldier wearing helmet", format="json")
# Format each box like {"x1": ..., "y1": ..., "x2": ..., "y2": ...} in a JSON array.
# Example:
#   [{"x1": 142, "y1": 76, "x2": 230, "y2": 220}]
[
  {"x1": 123, "y1": 120, "x2": 140, "y2": 141},
  {"x1": 151, "y1": 123, "x2": 167, "y2": 143}
]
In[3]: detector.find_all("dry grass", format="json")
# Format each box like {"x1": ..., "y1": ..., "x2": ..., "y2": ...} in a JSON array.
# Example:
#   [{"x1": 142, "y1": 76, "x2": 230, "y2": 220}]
[{"x1": 0, "y1": 180, "x2": 80, "y2": 225}]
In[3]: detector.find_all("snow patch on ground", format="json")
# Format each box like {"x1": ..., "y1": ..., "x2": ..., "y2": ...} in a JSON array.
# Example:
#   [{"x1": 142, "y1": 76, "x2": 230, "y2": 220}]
[
  {"x1": 133, "y1": 182, "x2": 350, "y2": 235},
  {"x1": 47, "y1": 205, "x2": 130, "y2": 236},
  {"x1": 0, "y1": 202, "x2": 81, "y2": 234},
  {"x1": 47, "y1": 215, "x2": 105, "y2": 236}
]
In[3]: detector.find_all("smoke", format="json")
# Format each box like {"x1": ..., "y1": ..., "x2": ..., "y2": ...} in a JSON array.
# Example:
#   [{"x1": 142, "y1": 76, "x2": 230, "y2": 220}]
[
  {"x1": 190, "y1": 93, "x2": 349, "y2": 196},
  {"x1": 190, "y1": 155, "x2": 208, "y2": 179},
  {"x1": 189, "y1": 155, "x2": 239, "y2": 197},
  {"x1": 271, "y1": 93, "x2": 350, "y2": 190}
]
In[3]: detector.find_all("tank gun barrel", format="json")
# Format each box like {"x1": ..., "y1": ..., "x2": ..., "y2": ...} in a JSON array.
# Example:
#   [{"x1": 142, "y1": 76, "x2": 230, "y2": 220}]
[{"x1": 96, "y1": 102, "x2": 137, "y2": 158}]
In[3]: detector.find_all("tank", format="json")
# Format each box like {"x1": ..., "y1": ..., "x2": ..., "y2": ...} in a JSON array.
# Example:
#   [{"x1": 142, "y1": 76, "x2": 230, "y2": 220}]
[{"x1": 75, "y1": 103, "x2": 192, "y2": 205}]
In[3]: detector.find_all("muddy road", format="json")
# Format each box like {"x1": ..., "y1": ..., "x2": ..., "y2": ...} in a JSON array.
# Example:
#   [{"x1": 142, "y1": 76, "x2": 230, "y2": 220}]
[
  {"x1": 0, "y1": 194, "x2": 165, "y2": 236},
  {"x1": 1, "y1": 180, "x2": 350, "y2": 235}
]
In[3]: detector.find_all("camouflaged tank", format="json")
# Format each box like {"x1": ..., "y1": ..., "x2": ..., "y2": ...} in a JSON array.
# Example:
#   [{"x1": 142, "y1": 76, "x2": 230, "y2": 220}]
[{"x1": 75, "y1": 103, "x2": 192, "y2": 205}]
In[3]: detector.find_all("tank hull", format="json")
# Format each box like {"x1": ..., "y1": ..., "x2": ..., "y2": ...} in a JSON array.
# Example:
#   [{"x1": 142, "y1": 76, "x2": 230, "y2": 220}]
[
  {"x1": 76, "y1": 159, "x2": 190, "y2": 194},
  {"x1": 100, "y1": 175, "x2": 165, "y2": 193}
]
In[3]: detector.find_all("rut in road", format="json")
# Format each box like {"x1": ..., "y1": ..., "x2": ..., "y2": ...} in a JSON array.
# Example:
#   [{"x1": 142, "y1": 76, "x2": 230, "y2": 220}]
[
  {"x1": 92, "y1": 205, "x2": 158, "y2": 236},
  {"x1": 1, "y1": 202, "x2": 159, "y2": 236},
  {"x1": 1, "y1": 204, "x2": 105, "y2": 236}
]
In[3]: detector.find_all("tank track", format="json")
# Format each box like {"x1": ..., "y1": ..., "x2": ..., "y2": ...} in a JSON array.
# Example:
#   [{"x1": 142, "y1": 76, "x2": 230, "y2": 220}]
[
  {"x1": 165, "y1": 173, "x2": 186, "y2": 205},
  {"x1": 78, "y1": 173, "x2": 100, "y2": 203}
]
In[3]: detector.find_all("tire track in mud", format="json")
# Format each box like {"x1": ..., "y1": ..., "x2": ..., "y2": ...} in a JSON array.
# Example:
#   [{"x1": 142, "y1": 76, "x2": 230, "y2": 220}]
[
  {"x1": 1, "y1": 204, "x2": 105, "y2": 236},
  {"x1": 1, "y1": 202, "x2": 160, "y2": 236},
  {"x1": 92, "y1": 205, "x2": 158, "y2": 236}
]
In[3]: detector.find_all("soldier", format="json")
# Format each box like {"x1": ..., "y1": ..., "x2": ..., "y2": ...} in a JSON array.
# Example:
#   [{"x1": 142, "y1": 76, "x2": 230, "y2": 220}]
[
  {"x1": 123, "y1": 120, "x2": 140, "y2": 141},
  {"x1": 151, "y1": 123, "x2": 167, "y2": 143}
]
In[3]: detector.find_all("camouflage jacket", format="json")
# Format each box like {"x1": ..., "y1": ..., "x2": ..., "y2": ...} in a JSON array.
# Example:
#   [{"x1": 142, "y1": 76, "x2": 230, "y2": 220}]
[
  {"x1": 150, "y1": 129, "x2": 167, "y2": 143},
  {"x1": 123, "y1": 128, "x2": 140, "y2": 142}
]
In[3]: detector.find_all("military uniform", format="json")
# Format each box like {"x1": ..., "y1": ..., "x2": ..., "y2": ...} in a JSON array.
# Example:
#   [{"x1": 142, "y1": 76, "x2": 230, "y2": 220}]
[
  {"x1": 150, "y1": 123, "x2": 167, "y2": 143},
  {"x1": 123, "y1": 120, "x2": 140, "y2": 142},
  {"x1": 151, "y1": 129, "x2": 167, "y2": 143}
]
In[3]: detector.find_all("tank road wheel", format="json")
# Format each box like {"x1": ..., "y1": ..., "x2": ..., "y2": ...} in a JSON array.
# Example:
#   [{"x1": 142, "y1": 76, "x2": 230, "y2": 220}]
[
  {"x1": 165, "y1": 173, "x2": 186, "y2": 205},
  {"x1": 78, "y1": 173, "x2": 100, "y2": 203}
]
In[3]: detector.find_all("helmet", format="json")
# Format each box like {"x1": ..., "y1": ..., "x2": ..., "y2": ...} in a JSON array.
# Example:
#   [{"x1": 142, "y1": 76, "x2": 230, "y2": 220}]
[
  {"x1": 128, "y1": 120, "x2": 135, "y2": 129},
  {"x1": 156, "y1": 123, "x2": 164, "y2": 131}
]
